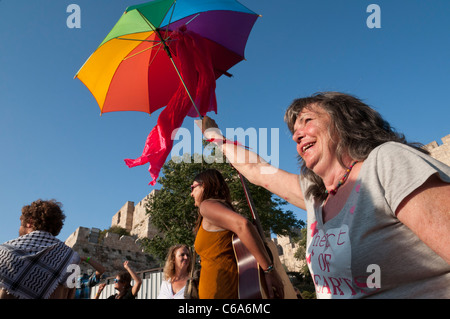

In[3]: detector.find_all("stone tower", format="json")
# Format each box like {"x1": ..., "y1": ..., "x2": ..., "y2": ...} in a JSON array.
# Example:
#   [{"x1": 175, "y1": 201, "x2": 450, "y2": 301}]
[
  {"x1": 110, "y1": 189, "x2": 160, "y2": 239},
  {"x1": 65, "y1": 190, "x2": 161, "y2": 276}
]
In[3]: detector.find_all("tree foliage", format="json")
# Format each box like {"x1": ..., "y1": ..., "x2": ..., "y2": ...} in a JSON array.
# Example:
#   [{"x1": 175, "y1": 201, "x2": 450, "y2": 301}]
[
  {"x1": 140, "y1": 151, "x2": 304, "y2": 261},
  {"x1": 293, "y1": 227, "x2": 316, "y2": 298},
  {"x1": 99, "y1": 225, "x2": 130, "y2": 243}
]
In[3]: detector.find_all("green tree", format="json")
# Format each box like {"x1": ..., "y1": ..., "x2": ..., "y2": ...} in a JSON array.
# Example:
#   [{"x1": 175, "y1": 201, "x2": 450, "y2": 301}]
[
  {"x1": 140, "y1": 151, "x2": 304, "y2": 261},
  {"x1": 99, "y1": 225, "x2": 130, "y2": 242}
]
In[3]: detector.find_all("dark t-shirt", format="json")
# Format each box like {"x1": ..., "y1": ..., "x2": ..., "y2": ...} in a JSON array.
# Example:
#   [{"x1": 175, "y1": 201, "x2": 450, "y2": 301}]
[{"x1": 107, "y1": 288, "x2": 136, "y2": 299}]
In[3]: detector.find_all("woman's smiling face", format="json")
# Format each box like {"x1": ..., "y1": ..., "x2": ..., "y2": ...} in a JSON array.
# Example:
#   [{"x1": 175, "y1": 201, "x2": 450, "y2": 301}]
[
  {"x1": 174, "y1": 246, "x2": 190, "y2": 271},
  {"x1": 292, "y1": 104, "x2": 338, "y2": 175}
]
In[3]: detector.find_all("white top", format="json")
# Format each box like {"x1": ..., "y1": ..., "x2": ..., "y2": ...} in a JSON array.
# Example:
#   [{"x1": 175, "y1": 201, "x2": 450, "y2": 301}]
[
  {"x1": 157, "y1": 280, "x2": 186, "y2": 299},
  {"x1": 300, "y1": 142, "x2": 450, "y2": 298}
]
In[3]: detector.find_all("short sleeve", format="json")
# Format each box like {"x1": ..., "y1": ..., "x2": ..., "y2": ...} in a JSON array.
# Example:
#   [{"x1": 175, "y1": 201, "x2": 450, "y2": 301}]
[{"x1": 374, "y1": 142, "x2": 450, "y2": 214}]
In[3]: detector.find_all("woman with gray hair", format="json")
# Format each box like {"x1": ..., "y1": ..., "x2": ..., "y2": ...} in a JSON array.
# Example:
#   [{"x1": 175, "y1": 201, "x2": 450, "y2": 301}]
[{"x1": 198, "y1": 92, "x2": 450, "y2": 299}]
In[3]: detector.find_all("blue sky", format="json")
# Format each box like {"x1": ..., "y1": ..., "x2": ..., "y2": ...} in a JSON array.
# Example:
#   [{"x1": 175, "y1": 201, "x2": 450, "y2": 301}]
[{"x1": 1, "y1": 0, "x2": 449, "y2": 244}]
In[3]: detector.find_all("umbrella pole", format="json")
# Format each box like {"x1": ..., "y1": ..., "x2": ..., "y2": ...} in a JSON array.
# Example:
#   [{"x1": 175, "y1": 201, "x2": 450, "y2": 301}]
[
  {"x1": 156, "y1": 29, "x2": 203, "y2": 120},
  {"x1": 156, "y1": 32, "x2": 267, "y2": 264},
  {"x1": 169, "y1": 58, "x2": 203, "y2": 119}
]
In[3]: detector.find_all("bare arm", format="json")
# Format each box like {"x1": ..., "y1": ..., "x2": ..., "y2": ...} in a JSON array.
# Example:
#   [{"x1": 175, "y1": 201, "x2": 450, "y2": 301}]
[
  {"x1": 201, "y1": 201, "x2": 271, "y2": 269},
  {"x1": 81, "y1": 256, "x2": 106, "y2": 277},
  {"x1": 200, "y1": 200, "x2": 284, "y2": 298},
  {"x1": 196, "y1": 117, "x2": 306, "y2": 210},
  {"x1": 396, "y1": 174, "x2": 450, "y2": 264},
  {"x1": 123, "y1": 261, "x2": 142, "y2": 296},
  {"x1": 94, "y1": 283, "x2": 106, "y2": 299}
]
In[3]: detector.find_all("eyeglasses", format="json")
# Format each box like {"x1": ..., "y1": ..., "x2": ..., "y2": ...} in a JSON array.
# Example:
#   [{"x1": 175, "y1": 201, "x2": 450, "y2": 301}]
[
  {"x1": 114, "y1": 278, "x2": 123, "y2": 283},
  {"x1": 190, "y1": 183, "x2": 202, "y2": 191}
]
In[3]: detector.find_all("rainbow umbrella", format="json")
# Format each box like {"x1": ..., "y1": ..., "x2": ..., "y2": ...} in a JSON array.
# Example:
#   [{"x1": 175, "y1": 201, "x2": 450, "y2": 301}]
[{"x1": 74, "y1": 0, "x2": 259, "y2": 116}]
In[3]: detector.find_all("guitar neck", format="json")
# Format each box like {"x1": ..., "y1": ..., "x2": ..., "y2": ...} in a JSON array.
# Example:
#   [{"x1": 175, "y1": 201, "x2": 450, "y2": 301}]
[
  {"x1": 238, "y1": 173, "x2": 267, "y2": 241},
  {"x1": 237, "y1": 172, "x2": 300, "y2": 299}
]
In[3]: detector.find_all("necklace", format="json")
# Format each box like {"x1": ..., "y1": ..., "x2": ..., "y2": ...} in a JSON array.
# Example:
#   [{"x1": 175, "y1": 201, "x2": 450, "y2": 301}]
[{"x1": 325, "y1": 161, "x2": 358, "y2": 196}]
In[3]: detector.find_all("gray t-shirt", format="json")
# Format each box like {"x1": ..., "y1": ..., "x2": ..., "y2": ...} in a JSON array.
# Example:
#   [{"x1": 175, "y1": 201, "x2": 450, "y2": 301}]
[{"x1": 300, "y1": 142, "x2": 450, "y2": 298}]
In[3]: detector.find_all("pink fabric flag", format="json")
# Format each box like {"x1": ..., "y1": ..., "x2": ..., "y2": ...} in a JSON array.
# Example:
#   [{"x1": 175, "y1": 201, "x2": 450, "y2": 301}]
[{"x1": 124, "y1": 27, "x2": 217, "y2": 185}]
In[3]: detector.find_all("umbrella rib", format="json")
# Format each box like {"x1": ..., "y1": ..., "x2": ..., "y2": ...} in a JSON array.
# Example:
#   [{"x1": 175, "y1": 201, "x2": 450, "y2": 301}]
[
  {"x1": 123, "y1": 42, "x2": 163, "y2": 61},
  {"x1": 111, "y1": 5, "x2": 204, "y2": 118},
  {"x1": 184, "y1": 13, "x2": 201, "y2": 26},
  {"x1": 116, "y1": 37, "x2": 160, "y2": 43},
  {"x1": 135, "y1": 8, "x2": 157, "y2": 32},
  {"x1": 155, "y1": 28, "x2": 202, "y2": 119},
  {"x1": 154, "y1": 12, "x2": 201, "y2": 63},
  {"x1": 169, "y1": 56, "x2": 202, "y2": 119},
  {"x1": 147, "y1": 42, "x2": 164, "y2": 68},
  {"x1": 162, "y1": 0, "x2": 177, "y2": 40},
  {"x1": 162, "y1": 13, "x2": 201, "y2": 42}
]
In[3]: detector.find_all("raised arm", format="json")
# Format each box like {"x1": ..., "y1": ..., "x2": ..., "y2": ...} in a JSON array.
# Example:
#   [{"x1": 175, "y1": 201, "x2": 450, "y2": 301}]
[
  {"x1": 123, "y1": 261, "x2": 142, "y2": 297},
  {"x1": 196, "y1": 116, "x2": 306, "y2": 210},
  {"x1": 81, "y1": 256, "x2": 106, "y2": 278}
]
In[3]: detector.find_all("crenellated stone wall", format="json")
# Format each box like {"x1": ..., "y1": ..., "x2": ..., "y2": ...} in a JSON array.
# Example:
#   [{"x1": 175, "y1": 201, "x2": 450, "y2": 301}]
[
  {"x1": 65, "y1": 190, "x2": 162, "y2": 277},
  {"x1": 130, "y1": 190, "x2": 160, "y2": 239},
  {"x1": 65, "y1": 226, "x2": 160, "y2": 277},
  {"x1": 111, "y1": 201, "x2": 134, "y2": 232},
  {"x1": 423, "y1": 134, "x2": 450, "y2": 166},
  {"x1": 110, "y1": 190, "x2": 160, "y2": 239}
]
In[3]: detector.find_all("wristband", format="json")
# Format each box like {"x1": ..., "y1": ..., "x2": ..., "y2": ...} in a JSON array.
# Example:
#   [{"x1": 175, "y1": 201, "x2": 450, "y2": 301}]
[{"x1": 85, "y1": 257, "x2": 91, "y2": 263}]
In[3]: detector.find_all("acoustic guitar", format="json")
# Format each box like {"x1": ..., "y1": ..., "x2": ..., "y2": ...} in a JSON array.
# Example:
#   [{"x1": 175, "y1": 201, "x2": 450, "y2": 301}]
[
  {"x1": 232, "y1": 173, "x2": 300, "y2": 299},
  {"x1": 232, "y1": 233, "x2": 265, "y2": 299}
]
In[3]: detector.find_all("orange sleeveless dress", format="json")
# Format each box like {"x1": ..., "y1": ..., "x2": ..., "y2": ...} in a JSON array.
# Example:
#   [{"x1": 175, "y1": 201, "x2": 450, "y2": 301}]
[{"x1": 194, "y1": 223, "x2": 238, "y2": 299}]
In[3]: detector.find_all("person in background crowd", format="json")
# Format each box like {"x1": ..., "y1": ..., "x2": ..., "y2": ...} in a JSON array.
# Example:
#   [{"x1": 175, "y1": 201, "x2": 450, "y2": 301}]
[
  {"x1": 0, "y1": 199, "x2": 79, "y2": 299},
  {"x1": 158, "y1": 244, "x2": 191, "y2": 299},
  {"x1": 95, "y1": 261, "x2": 142, "y2": 299},
  {"x1": 75, "y1": 256, "x2": 106, "y2": 299},
  {"x1": 191, "y1": 169, "x2": 284, "y2": 299}
]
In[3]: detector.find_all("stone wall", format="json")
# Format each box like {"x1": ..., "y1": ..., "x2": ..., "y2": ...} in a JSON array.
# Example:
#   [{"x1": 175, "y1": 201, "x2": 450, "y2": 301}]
[
  {"x1": 130, "y1": 190, "x2": 160, "y2": 239},
  {"x1": 111, "y1": 201, "x2": 134, "y2": 233},
  {"x1": 273, "y1": 234, "x2": 305, "y2": 272},
  {"x1": 423, "y1": 134, "x2": 450, "y2": 166},
  {"x1": 65, "y1": 190, "x2": 162, "y2": 277},
  {"x1": 65, "y1": 227, "x2": 160, "y2": 277},
  {"x1": 110, "y1": 190, "x2": 160, "y2": 239}
]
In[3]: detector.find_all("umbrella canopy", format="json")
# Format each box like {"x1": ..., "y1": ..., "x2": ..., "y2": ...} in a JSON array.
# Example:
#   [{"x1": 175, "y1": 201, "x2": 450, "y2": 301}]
[{"x1": 75, "y1": 0, "x2": 259, "y2": 115}]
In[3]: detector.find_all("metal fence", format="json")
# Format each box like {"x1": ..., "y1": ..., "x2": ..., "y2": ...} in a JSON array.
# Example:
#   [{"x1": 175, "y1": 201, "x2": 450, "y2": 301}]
[{"x1": 90, "y1": 267, "x2": 164, "y2": 299}]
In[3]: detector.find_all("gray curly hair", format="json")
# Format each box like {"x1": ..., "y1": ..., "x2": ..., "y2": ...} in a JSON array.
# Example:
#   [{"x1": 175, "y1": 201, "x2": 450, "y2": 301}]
[{"x1": 284, "y1": 92, "x2": 427, "y2": 201}]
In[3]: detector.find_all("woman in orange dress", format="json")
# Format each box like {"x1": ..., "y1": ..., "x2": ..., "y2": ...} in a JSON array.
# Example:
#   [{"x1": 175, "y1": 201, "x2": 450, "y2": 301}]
[{"x1": 191, "y1": 169, "x2": 283, "y2": 299}]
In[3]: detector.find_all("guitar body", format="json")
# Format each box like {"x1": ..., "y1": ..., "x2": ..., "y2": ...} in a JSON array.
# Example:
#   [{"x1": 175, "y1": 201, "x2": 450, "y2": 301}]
[
  {"x1": 232, "y1": 234, "x2": 300, "y2": 299},
  {"x1": 234, "y1": 172, "x2": 302, "y2": 299},
  {"x1": 232, "y1": 234, "x2": 265, "y2": 299}
]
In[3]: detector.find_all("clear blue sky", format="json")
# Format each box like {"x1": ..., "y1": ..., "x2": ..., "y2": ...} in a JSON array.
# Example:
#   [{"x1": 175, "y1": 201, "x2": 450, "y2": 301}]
[{"x1": 1, "y1": 0, "x2": 449, "y2": 244}]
